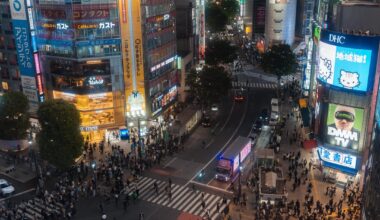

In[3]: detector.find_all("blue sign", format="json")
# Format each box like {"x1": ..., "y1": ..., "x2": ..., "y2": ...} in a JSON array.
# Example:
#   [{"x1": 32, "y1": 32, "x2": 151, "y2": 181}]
[
  {"x1": 318, "y1": 30, "x2": 379, "y2": 93},
  {"x1": 12, "y1": 19, "x2": 35, "y2": 77},
  {"x1": 120, "y1": 129, "x2": 129, "y2": 140},
  {"x1": 317, "y1": 147, "x2": 360, "y2": 174}
]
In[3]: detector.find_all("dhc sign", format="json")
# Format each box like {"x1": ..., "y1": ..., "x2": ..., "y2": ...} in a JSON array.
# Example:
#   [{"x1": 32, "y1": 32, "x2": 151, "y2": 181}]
[{"x1": 329, "y1": 34, "x2": 346, "y2": 44}]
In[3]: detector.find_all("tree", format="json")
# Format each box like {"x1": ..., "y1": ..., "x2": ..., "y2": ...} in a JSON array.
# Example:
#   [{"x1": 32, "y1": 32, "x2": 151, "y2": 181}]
[
  {"x1": 0, "y1": 91, "x2": 30, "y2": 140},
  {"x1": 37, "y1": 99, "x2": 83, "y2": 170},
  {"x1": 220, "y1": 0, "x2": 240, "y2": 21},
  {"x1": 261, "y1": 44, "x2": 298, "y2": 95},
  {"x1": 205, "y1": 2, "x2": 228, "y2": 32},
  {"x1": 187, "y1": 66, "x2": 232, "y2": 106},
  {"x1": 205, "y1": 39, "x2": 238, "y2": 65}
]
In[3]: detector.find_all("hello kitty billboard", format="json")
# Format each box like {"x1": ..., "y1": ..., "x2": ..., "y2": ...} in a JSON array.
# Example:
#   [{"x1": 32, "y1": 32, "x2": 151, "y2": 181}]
[{"x1": 318, "y1": 30, "x2": 379, "y2": 93}]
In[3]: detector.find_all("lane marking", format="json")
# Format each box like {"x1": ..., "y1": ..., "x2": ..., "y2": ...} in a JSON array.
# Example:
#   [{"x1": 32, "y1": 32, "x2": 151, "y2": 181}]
[
  {"x1": 189, "y1": 181, "x2": 233, "y2": 195},
  {"x1": 185, "y1": 95, "x2": 249, "y2": 188},
  {"x1": 0, "y1": 188, "x2": 35, "y2": 202},
  {"x1": 163, "y1": 157, "x2": 177, "y2": 168}
]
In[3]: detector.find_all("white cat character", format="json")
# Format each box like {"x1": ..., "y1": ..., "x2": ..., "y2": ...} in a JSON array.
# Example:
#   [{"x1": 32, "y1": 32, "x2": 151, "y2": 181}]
[
  {"x1": 319, "y1": 57, "x2": 333, "y2": 81},
  {"x1": 339, "y1": 70, "x2": 360, "y2": 89}
]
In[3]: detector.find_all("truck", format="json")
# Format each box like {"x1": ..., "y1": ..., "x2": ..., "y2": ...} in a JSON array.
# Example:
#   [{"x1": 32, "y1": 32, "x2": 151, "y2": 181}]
[{"x1": 215, "y1": 136, "x2": 252, "y2": 182}]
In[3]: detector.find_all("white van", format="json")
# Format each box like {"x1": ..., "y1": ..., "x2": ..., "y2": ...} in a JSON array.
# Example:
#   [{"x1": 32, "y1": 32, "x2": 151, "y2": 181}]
[{"x1": 271, "y1": 98, "x2": 279, "y2": 106}]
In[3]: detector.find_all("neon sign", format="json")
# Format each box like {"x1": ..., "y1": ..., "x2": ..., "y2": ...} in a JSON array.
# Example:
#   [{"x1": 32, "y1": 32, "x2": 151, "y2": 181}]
[
  {"x1": 99, "y1": 22, "x2": 115, "y2": 29},
  {"x1": 57, "y1": 23, "x2": 69, "y2": 30},
  {"x1": 88, "y1": 76, "x2": 104, "y2": 85}
]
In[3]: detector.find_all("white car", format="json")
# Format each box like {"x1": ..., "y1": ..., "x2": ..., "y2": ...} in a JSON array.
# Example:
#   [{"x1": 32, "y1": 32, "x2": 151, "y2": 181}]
[{"x1": 0, "y1": 179, "x2": 15, "y2": 196}]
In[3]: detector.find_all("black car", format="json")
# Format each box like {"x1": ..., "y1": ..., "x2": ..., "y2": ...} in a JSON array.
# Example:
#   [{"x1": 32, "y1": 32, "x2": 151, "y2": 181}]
[
  {"x1": 252, "y1": 119, "x2": 263, "y2": 132},
  {"x1": 202, "y1": 116, "x2": 211, "y2": 127},
  {"x1": 259, "y1": 109, "x2": 269, "y2": 124}
]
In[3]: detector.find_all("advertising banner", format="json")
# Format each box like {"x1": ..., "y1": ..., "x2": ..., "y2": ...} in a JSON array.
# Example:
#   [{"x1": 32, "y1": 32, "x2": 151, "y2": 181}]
[
  {"x1": 318, "y1": 30, "x2": 379, "y2": 92},
  {"x1": 119, "y1": 0, "x2": 146, "y2": 117},
  {"x1": 325, "y1": 103, "x2": 364, "y2": 150},
  {"x1": 318, "y1": 147, "x2": 358, "y2": 170}
]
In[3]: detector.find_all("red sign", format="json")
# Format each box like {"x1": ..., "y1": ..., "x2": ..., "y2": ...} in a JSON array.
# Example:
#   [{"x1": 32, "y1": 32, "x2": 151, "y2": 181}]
[{"x1": 73, "y1": 9, "x2": 110, "y2": 20}]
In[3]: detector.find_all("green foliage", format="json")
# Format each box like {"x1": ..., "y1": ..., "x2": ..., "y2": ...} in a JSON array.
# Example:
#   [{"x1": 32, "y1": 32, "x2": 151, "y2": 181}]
[
  {"x1": 220, "y1": 0, "x2": 240, "y2": 20},
  {"x1": 0, "y1": 92, "x2": 30, "y2": 140},
  {"x1": 187, "y1": 66, "x2": 231, "y2": 105},
  {"x1": 205, "y1": 39, "x2": 238, "y2": 65},
  {"x1": 37, "y1": 99, "x2": 83, "y2": 170},
  {"x1": 206, "y1": 2, "x2": 229, "y2": 32},
  {"x1": 261, "y1": 44, "x2": 298, "y2": 80}
]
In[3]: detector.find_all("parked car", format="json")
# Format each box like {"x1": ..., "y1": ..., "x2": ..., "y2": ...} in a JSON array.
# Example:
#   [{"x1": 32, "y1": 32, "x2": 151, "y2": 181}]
[
  {"x1": 252, "y1": 119, "x2": 263, "y2": 132},
  {"x1": 0, "y1": 179, "x2": 15, "y2": 197}
]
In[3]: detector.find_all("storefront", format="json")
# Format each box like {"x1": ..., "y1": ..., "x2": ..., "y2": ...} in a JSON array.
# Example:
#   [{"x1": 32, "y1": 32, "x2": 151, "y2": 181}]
[{"x1": 317, "y1": 146, "x2": 362, "y2": 184}]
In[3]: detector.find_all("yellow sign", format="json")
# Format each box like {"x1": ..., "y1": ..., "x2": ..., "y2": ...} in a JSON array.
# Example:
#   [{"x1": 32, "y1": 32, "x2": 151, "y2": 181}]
[{"x1": 119, "y1": 0, "x2": 146, "y2": 116}]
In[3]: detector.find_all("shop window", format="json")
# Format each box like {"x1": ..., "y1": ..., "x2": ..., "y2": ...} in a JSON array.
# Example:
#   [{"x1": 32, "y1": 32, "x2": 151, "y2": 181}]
[
  {"x1": 0, "y1": 67, "x2": 9, "y2": 79},
  {"x1": 10, "y1": 68, "x2": 20, "y2": 80},
  {"x1": 80, "y1": 109, "x2": 115, "y2": 126}
]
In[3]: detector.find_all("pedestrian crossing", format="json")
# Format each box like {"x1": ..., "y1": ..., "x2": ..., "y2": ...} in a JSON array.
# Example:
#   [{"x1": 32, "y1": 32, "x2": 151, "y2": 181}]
[
  {"x1": 0, "y1": 197, "x2": 64, "y2": 220},
  {"x1": 232, "y1": 81, "x2": 277, "y2": 89},
  {"x1": 128, "y1": 176, "x2": 230, "y2": 220}
]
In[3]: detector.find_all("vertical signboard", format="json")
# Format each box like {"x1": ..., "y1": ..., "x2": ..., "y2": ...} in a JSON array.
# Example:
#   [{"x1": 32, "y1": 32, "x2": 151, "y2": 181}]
[
  {"x1": 9, "y1": 0, "x2": 41, "y2": 104},
  {"x1": 119, "y1": 0, "x2": 146, "y2": 117}
]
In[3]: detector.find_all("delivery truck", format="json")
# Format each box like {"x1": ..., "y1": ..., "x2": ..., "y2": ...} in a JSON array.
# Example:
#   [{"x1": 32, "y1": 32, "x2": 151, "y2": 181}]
[{"x1": 215, "y1": 136, "x2": 252, "y2": 182}]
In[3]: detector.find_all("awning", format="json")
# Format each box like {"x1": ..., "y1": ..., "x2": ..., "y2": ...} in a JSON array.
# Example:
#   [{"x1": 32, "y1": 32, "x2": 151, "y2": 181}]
[{"x1": 300, "y1": 108, "x2": 310, "y2": 127}]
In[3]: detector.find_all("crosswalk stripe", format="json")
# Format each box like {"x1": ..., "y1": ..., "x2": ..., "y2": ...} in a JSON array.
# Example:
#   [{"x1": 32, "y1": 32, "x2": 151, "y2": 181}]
[
  {"x1": 177, "y1": 191, "x2": 200, "y2": 211},
  {"x1": 171, "y1": 189, "x2": 195, "y2": 209},
  {"x1": 146, "y1": 181, "x2": 168, "y2": 202},
  {"x1": 156, "y1": 185, "x2": 180, "y2": 204},
  {"x1": 192, "y1": 194, "x2": 215, "y2": 216},
  {"x1": 207, "y1": 195, "x2": 220, "y2": 215},
  {"x1": 149, "y1": 183, "x2": 178, "y2": 204},
  {"x1": 182, "y1": 192, "x2": 203, "y2": 212},
  {"x1": 161, "y1": 185, "x2": 187, "y2": 206},
  {"x1": 166, "y1": 187, "x2": 190, "y2": 208},
  {"x1": 211, "y1": 200, "x2": 230, "y2": 220},
  {"x1": 140, "y1": 181, "x2": 166, "y2": 199},
  {"x1": 196, "y1": 194, "x2": 217, "y2": 216}
]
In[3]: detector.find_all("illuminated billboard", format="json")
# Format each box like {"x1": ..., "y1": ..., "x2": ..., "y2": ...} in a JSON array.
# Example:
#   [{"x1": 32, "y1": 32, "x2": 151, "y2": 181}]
[
  {"x1": 325, "y1": 103, "x2": 364, "y2": 151},
  {"x1": 318, "y1": 147, "x2": 357, "y2": 170},
  {"x1": 318, "y1": 30, "x2": 379, "y2": 92},
  {"x1": 119, "y1": 0, "x2": 146, "y2": 117}
]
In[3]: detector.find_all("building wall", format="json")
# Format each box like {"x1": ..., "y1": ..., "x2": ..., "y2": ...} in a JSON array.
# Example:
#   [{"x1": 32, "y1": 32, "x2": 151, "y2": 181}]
[
  {"x1": 0, "y1": 2, "x2": 21, "y2": 92},
  {"x1": 265, "y1": 0, "x2": 297, "y2": 46},
  {"x1": 142, "y1": 0, "x2": 178, "y2": 118},
  {"x1": 35, "y1": 0, "x2": 124, "y2": 139},
  {"x1": 335, "y1": 3, "x2": 380, "y2": 35}
]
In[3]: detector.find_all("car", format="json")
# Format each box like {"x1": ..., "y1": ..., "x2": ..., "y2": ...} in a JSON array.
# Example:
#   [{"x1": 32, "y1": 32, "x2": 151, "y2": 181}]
[
  {"x1": 234, "y1": 90, "x2": 245, "y2": 102},
  {"x1": 211, "y1": 104, "x2": 219, "y2": 112},
  {"x1": 252, "y1": 119, "x2": 263, "y2": 132},
  {"x1": 0, "y1": 179, "x2": 15, "y2": 197},
  {"x1": 202, "y1": 115, "x2": 211, "y2": 127},
  {"x1": 259, "y1": 109, "x2": 269, "y2": 124}
]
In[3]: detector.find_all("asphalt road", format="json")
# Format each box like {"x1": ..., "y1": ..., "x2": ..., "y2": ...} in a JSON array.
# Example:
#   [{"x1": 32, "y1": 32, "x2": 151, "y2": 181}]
[{"x1": 71, "y1": 74, "x2": 277, "y2": 220}]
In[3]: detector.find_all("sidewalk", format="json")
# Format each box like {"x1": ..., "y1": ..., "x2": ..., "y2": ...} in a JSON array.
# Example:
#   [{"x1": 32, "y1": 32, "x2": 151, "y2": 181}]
[
  {"x1": 0, "y1": 153, "x2": 36, "y2": 183},
  {"x1": 226, "y1": 92, "x2": 351, "y2": 219}
]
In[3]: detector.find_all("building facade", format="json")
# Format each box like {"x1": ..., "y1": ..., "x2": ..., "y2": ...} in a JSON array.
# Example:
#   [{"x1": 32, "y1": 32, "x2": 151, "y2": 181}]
[
  {"x1": 306, "y1": 1, "x2": 380, "y2": 189},
  {"x1": 264, "y1": 0, "x2": 297, "y2": 46},
  {"x1": 34, "y1": 0, "x2": 124, "y2": 141},
  {"x1": 0, "y1": 1, "x2": 21, "y2": 93}
]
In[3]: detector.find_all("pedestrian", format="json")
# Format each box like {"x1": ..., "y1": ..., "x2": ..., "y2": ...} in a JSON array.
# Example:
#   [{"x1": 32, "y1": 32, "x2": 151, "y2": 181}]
[
  {"x1": 192, "y1": 183, "x2": 196, "y2": 192},
  {"x1": 216, "y1": 202, "x2": 220, "y2": 213},
  {"x1": 168, "y1": 178, "x2": 172, "y2": 188},
  {"x1": 99, "y1": 202, "x2": 104, "y2": 213},
  {"x1": 139, "y1": 212, "x2": 144, "y2": 220}
]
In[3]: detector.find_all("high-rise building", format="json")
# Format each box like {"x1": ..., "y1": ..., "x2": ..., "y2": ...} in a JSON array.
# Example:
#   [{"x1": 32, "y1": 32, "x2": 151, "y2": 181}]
[
  {"x1": 264, "y1": 0, "x2": 297, "y2": 46},
  {"x1": 34, "y1": 0, "x2": 124, "y2": 141},
  {"x1": 0, "y1": 2, "x2": 21, "y2": 93},
  {"x1": 305, "y1": 0, "x2": 380, "y2": 196}
]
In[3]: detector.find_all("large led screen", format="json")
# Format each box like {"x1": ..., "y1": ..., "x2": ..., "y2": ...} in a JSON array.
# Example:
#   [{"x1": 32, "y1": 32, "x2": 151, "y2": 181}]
[
  {"x1": 318, "y1": 31, "x2": 379, "y2": 92},
  {"x1": 325, "y1": 103, "x2": 364, "y2": 150}
]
